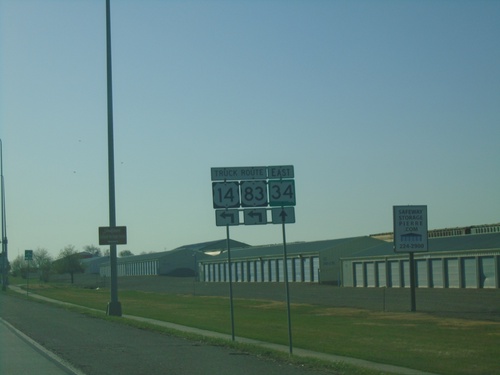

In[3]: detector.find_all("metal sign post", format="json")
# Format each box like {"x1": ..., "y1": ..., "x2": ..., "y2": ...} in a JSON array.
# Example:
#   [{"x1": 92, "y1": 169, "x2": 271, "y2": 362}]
[
  {"x1": 409, "y1": 252, "x2": 416, "y2": 311},
  {"x1": 281, "y1": 214, "x2": 293, "y2": 355},
  {"x1": 393, "y1": 205, "x2": 428, "y2": 312},
  {"x1": 25, "y1": 250, "x2": 33, "y2": 296},
  {"x1": 26, "y1": 261, "x2": 29, "y2": 296},
  {"x1": 226, "y1": 225, "x2": 235, "y2": 341}
]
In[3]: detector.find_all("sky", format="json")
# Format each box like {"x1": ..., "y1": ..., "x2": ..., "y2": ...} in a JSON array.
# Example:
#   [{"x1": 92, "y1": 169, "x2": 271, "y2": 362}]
[{"x1": 1, "y1": 0, "x2": 499, "y2": 260}]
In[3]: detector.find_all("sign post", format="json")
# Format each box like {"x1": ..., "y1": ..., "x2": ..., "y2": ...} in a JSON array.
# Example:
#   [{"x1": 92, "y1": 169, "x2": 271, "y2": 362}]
[
  {"x1": 280, "y1": 207, "x2": 293, "y2": 355},
  {"x1": 226, "y1": 226, "x2": 235, "y2": 341},
  {"x1": 99, "y1": 225, "x2": 127, "y2": 316},
  {"x1": 393, "y1": 205, "x2": 428, "y2": 312},
  {"x1": 25, "y1": 250, "x2": 33, "y2": 296}
]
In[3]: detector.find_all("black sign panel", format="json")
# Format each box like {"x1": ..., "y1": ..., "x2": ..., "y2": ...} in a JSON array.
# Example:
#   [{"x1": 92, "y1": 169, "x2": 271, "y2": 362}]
[{"x1": 99, "y1": 226, "x2": 127, "y2": 245}]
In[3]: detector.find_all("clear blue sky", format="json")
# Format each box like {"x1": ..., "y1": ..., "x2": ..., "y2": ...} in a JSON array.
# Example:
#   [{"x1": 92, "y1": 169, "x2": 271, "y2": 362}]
[{"x1": 1, "y1": 0, "x2": 499, "y2": 259}]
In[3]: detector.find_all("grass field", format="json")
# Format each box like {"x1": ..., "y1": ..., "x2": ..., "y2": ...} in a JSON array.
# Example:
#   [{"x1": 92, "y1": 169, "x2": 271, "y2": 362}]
[{"x1": 14, "y1": 279, "x2": 500, "y2": 375}]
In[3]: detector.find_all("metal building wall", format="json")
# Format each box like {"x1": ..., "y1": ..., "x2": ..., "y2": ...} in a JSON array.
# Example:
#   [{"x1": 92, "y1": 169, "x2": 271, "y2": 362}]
[
  {"x1": 201, "y1": 256, "x2": 320, "y2": 283},
  {"x1": 430, "y1": 259, "x2": 443, "y2": 287},
  {"x1": 344, "y1": 252, "x2": 499, "y2": 289},
  {"x1": 100, "y1": 259, "x2": 160, "y2": 277}
]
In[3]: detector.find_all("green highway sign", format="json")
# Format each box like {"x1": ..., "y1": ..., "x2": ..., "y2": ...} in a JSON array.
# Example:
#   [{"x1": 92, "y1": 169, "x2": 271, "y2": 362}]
[
  {"x1": 24, "y1": 249, "x2": 33, "y2": 261},
  {"x1": 269, "y1": 179, "x2": 296, "y2": 207}
]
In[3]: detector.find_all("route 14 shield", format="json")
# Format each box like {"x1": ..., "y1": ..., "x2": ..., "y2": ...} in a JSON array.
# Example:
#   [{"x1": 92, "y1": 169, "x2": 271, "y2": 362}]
[{"x1": 212, "y1": 182, "x2": 240, "y2": 209}]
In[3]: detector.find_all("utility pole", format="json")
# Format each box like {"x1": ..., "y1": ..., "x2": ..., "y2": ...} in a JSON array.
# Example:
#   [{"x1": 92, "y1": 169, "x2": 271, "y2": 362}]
[
  {"x1": 105, "y1": 0, "x2": 121, "y2": 316},
  {"x1": 1, "y1": 139, "x2": 8, "y2": 291}
]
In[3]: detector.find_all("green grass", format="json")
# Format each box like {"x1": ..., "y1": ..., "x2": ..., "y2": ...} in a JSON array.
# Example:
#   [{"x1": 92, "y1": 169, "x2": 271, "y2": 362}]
[{"x1": 13, "y1": 281, "x2": 500, "y2": 375}]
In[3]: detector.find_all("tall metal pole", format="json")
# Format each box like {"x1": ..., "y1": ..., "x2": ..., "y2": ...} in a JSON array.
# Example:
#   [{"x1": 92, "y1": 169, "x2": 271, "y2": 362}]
[
  {"x1": 105, "y1": 0, "x2": 121, "y2": 316},
  {"x1": 1, "y1": 139, "x2": 8, "y2": 291}
]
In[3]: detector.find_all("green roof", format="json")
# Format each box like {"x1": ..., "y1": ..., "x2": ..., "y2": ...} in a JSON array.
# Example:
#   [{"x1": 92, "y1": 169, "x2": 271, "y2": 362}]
[
  {"x1": 201, "y1": 236, "x2": 387, "y2": 262},
  {"x1": 345, "y1": 232, "x2": 500, "y2": 259},
  {"x1": 102, "y1": 239, "x2": 250, "y2": 265}
]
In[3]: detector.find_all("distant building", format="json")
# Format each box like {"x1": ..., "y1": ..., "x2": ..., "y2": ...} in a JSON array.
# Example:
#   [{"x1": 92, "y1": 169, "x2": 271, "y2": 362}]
[
  {"x1": 96, "y1": 224, "x2": 500, "y2": 289},
  {"x1": 199, "y1": 237, "x2": 384, "y2": 285},
  {"x1": 342, "y1": 230, "x2": 500, "y2": 289},
  {"x1": 201, "y1": 224, "x2": 500, "y2": 289},
  {"x1": 99, "y1": 239, "x2": 250, "y2": 277}
]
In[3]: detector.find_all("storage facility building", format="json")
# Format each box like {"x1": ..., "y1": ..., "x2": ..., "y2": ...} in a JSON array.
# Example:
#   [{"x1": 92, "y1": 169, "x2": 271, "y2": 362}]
[
  {"x1": 341, "y1": 231, "x2": 500, "y2": 289},
  {"x1": 95, "y1": 223, "x2": 500, "y2": 290},
  {"x1": 199, "y1": 236, "x2": 386, "y2": 285},
  {"x1": 200, "y1": 224, "x2": 500, "y2": 289},
  {"x1": 99, "y1": 239, "x2": 249, "y2": 277}
]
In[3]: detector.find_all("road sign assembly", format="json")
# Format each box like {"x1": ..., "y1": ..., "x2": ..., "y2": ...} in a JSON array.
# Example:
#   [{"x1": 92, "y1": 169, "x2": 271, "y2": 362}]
[
  {"x1": 210, "y1": 165, "x2": 296, "y2": 354},
  {"x1": 210, "y1": 165, "x2": 296, "y2": 227}
]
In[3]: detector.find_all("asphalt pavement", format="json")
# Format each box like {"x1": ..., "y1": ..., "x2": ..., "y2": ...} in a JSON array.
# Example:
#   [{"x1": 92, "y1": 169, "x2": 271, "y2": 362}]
[{"x1": 0, "y1": 317, "x2": 84, "y2": 375}]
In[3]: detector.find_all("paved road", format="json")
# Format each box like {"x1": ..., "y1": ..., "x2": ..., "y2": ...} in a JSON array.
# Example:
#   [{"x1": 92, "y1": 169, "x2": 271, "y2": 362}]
[
  {"x1": 0, "y1": 317, "x2": 83, "y2": 375},
  {"x1": 0, "y1": 293, "x2": 332, "y2": 375}
]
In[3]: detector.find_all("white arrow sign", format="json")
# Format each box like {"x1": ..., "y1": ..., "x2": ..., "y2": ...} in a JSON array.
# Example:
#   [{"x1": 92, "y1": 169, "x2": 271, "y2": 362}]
[
  {"x1": 271, "y1": 207, "x2": 295, "y2": 224},
  {"x1": 215, "y1": 209, "x2": 240, "y2": 226},
  {"x1": 243, "y1": 208, "x2": 267, "y2": 225}
]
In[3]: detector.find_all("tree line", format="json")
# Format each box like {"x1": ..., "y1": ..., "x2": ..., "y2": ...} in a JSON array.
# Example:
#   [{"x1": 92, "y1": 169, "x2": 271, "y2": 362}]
[
  {"x1": 10, "y1": 245, "x2": 103, "y2": 283},
  {"x1": 9, "y1": 246, "x2": 139, "y2": 283}
]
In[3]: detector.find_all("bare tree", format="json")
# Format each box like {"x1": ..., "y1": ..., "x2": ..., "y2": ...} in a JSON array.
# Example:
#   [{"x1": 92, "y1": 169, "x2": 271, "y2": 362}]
[
  {"x1": 119, "y1": 250, "x2": 134, "y2": 257},
  {"x1": 83, "y1": 245, "x2": 102, "y2": 257},
  {"x1": 54, "y1": 245, "x2": 84, "y2": 284},
  {"x1": 10, "y1": 255, "x2": 29, "y2": 278},
  {"x1": 33, "y1": 248, "x2": 53, "y2": 282}
]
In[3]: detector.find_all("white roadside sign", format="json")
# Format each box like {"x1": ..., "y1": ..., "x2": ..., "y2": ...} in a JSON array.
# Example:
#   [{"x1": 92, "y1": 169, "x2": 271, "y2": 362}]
[
  {"x1": 240, "y1": 180, "x2": 268, "y2": 207},
  {"x1": 211, "y1": 166, "x2": 267, "y2": 181},
  {"x1": 271, "y1": 207, "x2": 295, "y2": 224},
  {"x1": 393, "y1": 205, "x2": 428, "y2": 252},
  {"x1": 243, "y1": 208, "x2": 267, "y2": 225},
  {"x1": 215, "y1": 209, "x2": 240, "y2": 226},
  {"x1": 212, "y1": 182, "x2": 240, "y2": 208}
]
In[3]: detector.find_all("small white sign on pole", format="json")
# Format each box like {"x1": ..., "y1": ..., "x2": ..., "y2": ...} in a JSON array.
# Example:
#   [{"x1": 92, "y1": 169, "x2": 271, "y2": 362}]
[
  {"x1": 393, "y1": 205, "x2": 428, "y2": 252},
  {"x1": 215, "y1": 209, "x2": 240, "y2": 226},
  {"x1": 271, "y1": 207, "x2": 295, "y2": 224},
  {"x1": 243, "y1": 208, "x2": 267, "y2": 225}
]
